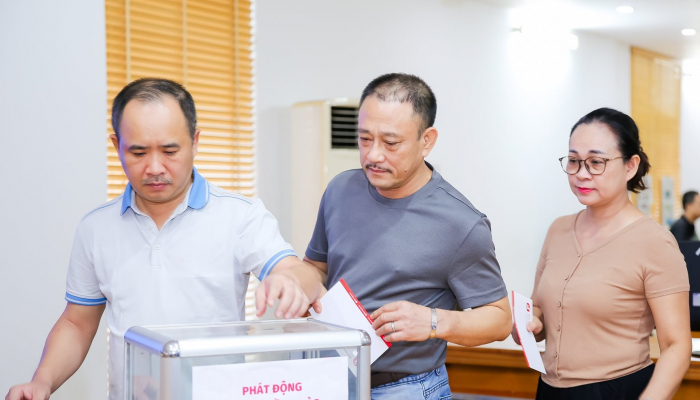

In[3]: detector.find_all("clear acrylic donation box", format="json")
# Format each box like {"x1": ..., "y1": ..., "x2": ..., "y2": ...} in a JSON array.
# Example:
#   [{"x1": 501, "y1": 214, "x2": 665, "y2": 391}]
[{"x1": 124, "y1": 319, "x2": 371, "y2": 400}]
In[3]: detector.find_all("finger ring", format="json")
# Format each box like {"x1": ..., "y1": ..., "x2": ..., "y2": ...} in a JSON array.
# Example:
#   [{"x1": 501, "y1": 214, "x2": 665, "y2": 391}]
[{"x1": 391, "y1": 321, "x2": 396, "y2": 332}]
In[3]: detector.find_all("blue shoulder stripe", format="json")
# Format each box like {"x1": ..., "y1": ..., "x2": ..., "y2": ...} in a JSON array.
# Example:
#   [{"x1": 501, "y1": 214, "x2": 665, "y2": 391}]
[
  {"x1": 257, "y1": 249, "x2": 297, "y2": 281},
  {"x1": 82, "y1": 196, "x2": 122, "y2": 220},
  {"x1": 209, "y1": 191, "x2": 253, "y2": 204},
  {"x1": 66, "y1": 293, "x2": 107, "y2": 306}
]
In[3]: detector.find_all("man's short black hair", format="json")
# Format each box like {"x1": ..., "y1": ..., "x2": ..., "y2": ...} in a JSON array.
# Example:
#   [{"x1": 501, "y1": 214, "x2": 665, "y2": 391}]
[
  {"x1": 111, "y1": 78, "x2": 197, "y2": 140},
  {"x1": 359, "y1": 73, "x2": 437, "y2": 137},
  {"x1": 683, "y1": 191, "x2": 699, "y2": 210}
]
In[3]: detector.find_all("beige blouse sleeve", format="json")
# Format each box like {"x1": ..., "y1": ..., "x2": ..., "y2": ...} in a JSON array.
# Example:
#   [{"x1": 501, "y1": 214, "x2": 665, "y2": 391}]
[{"x1": 643, "y1": 229, "x2": 690, "y2": 299}]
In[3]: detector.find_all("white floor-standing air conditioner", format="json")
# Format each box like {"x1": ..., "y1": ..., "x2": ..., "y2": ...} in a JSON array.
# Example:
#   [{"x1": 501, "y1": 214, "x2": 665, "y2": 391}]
[{"x1": 290, "y1": 98, "x2": 360, "y2": 255}]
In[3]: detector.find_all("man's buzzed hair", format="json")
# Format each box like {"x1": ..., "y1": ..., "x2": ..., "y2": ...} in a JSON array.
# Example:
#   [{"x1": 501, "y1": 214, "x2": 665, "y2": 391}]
[
  {"x1": 683, "y1": 191, "x2": 699, "y2": 210},
  {"x1": 111, "y1": 78, "x2": 197, "y2": 140},
  {"x1": 359, "y1": 73, "x2": 437, "y2": 137}
]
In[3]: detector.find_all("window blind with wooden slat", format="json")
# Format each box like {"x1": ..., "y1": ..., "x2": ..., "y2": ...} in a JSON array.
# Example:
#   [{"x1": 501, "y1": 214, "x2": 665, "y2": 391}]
[
  {"x1": 105, "y1": 0, "x2": 260, "y2": 319},
  {"x1": 630, "y1": 47, "x2": 682, "y2": 224},
  {"x1": 106, "y1": 0, "x2": 254, "y2": 198}
]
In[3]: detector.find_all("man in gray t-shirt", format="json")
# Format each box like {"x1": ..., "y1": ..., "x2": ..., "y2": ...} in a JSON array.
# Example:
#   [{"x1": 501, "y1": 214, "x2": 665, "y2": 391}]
[{"x1": 304, "y1": 73, "x2": 511, "y2": 399}]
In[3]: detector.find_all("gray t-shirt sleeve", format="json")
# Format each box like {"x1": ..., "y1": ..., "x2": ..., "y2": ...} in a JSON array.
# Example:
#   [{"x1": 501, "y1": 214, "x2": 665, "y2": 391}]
[
  {"x1": 448, "y1": 216, "x2": 508, "y2": 309},
  {"x1": 305, "y1": 192, "x2": 328, "y2": 262}
]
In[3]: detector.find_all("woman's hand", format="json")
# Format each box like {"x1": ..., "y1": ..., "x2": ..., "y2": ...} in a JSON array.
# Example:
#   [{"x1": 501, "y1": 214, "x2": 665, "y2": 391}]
[
  {"x1": 511, "y1": 312, "x2": 544, "y2": 344},
  {"x1": 527, "y1": 315, "x2": 544, "y2": 335}
]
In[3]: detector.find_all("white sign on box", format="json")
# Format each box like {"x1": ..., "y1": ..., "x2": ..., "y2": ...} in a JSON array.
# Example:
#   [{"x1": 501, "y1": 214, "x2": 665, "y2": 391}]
[
  {"x1": 511, "y1": 291, "x2": 546, "y2": 374},
  {"x1": 192, "y1": 357, "x2": 348, "y2": 400},
  {"x1": 309, "y1": 278, "x2": 390, "y2": 371}
]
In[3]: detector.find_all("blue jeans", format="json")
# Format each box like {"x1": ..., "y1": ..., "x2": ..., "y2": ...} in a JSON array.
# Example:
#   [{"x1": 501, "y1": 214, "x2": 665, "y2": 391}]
[{"x1": 370, "y1": 365, "x2": 452, "y2": 400}]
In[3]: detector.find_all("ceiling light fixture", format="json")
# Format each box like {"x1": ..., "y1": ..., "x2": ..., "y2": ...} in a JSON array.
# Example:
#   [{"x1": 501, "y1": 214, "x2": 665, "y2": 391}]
[
  {"x1": 616, "y1": 6, "x2": 634, "y2": 14},
  {"x1": 682, "y1": 29, "x2": 697, "y2": 36}
]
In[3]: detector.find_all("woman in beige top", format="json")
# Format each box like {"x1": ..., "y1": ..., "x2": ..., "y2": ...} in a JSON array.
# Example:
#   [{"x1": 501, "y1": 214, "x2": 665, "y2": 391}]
[{"x1": 517, "y1": 108, "x2": 690, "y2": 399}]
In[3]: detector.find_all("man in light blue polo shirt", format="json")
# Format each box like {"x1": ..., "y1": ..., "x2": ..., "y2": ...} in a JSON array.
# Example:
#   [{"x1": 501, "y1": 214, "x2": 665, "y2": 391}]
[{"x1": 6, "y1": 78, "x2": 323, "y2": 400}]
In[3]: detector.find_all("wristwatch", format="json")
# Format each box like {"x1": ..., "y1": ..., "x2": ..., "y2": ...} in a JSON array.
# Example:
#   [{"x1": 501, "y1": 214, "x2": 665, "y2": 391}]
[{"x1": 429, "y1": 308, "x2": 438, "y2": 339}]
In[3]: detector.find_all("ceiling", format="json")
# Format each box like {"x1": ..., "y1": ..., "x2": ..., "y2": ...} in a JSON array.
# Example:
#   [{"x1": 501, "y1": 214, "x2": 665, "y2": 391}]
[{"x1": 477, "y1": 0, "x2": 700, "y2": 60}]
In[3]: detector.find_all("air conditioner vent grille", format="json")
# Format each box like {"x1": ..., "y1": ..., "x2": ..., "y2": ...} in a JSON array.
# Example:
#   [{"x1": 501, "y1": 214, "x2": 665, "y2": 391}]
[{"x1": 331, "y1": 106, "x2": 359, "y2": 149}]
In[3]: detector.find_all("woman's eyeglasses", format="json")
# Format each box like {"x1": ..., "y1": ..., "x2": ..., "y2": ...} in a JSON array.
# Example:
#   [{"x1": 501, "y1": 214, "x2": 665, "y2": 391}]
[{"x1": 559, "y1": 156, "x2": 624, "y2": 175}]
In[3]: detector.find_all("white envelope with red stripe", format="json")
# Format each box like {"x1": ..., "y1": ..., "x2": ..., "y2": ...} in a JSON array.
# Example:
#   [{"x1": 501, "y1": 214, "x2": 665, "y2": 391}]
[
  {"x1": 511, "y1": 291, "x2": 546, "y2": 374},
  {"x1": 309, "y1": 279, "x2": 391, "y2": 369}
]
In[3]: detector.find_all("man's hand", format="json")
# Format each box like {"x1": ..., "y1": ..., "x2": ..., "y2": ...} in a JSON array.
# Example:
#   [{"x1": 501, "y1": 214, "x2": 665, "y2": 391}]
[
  {"x1": 256, "y1": 256, "x2": 328, "y2": 319},
  {"x1": 5, "y1": 303, "x2": 104, "y2": 400},
  {"x1": 371, "y1": 301, "x2": 432, "y2": 342},
  {"x1": 5, "y1": 381, "x2": 51, "y2": 400},
  {"x1": 309, "y1": 285, "x2": 327, "y2": 315},
  {"x1": 256, "y1": 272, "x2": 311, "y2": 319}
]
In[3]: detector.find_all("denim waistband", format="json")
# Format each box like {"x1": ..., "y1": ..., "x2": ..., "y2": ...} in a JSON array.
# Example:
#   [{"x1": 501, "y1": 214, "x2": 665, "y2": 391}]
[{"x1": 372, "y1": 365, "x2": 446, "y2": 388}]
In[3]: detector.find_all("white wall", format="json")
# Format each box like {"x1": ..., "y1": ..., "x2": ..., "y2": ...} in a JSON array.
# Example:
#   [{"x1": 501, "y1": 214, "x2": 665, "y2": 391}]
[
  {"x1": 681, "y1": 61, "x2": 700, "y2": 232},
  {"x1": 256, "y1": 0, "x2": 631, "y2": 296},
  {"x1": 0, "y1": 1, "x2": 108, "y2": 398}
]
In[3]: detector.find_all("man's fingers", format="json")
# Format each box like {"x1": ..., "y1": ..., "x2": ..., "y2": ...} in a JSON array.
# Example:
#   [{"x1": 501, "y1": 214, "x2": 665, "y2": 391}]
[
  {"x1": 254, "y1": 284, "x2": 268, "y2": 317},
  {"x1": 285, "y1": 288, "x2": 305, "y2": 319},
  {"x1": 293, "y1": 292, "x2": 310, "y2": 318},
  {"x1": 266, "y1": 279, "x2": 283, "y2": 309},
  {"x1": 23, "y1": 386, "x2": 34, "y2": 400},
  {"x1": 5, "y1": 386, "x2": 20, "y2": 400},
  {"x1": 5, "y1": 384, "x2": 35, "y2": 400},
  {"x1": 382, "y1": 331, "x2": 406, "y2": 343},
  {"x1": 370, "y1": 312, "x2": 385, "y2": 329},
  {"x1": 374, "y1": 314, "x2": 402, "y2": 336},
  {"x1": 370, "y1": 306, "x2": 388, "y2": 321},
  {"x1": 311, "y1": 299, "x2": 322, "y2": 314},
  {"x1": 371, "y1": 310, "x2": 400, "y2": 330},
  {"x1": 275, "y1": 282, "x2": 295, "y2": 318},
  {"x1": 374, "y1": 322, "x2": 393, "y2": 337},
  {"x1": 7, "y1": 383, "x2": 38, "y2": 400},
  {"x1": 370, "y1": 302, "x2": 401, "y2": 320}
]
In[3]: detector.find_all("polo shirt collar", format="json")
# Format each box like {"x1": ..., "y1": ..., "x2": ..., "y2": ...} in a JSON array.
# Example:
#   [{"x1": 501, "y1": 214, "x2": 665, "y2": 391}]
[
  {"x1": 187, "y1": 167, "x2": 208, "y2": 210},
  {"x1": 120, "y1": 167, "x2": 208, "y2": 215}
]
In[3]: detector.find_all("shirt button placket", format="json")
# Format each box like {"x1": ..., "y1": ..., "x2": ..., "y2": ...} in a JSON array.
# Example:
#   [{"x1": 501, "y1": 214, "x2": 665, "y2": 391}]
[
  {"x1": 151, "y1": 230, "x2": 163, "y2": 267},
  {"x1": 556, "y1": 253, "x2": 581, "y2": 376}
]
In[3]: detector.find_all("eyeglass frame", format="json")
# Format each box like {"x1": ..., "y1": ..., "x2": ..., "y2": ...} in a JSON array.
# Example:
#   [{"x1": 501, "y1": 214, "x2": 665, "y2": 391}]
[{"x1": 558, "y1": 155, "x2": 626, "y2": 175}]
